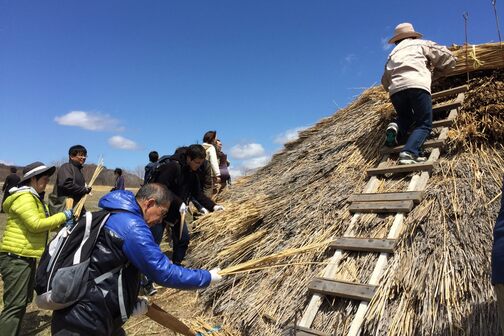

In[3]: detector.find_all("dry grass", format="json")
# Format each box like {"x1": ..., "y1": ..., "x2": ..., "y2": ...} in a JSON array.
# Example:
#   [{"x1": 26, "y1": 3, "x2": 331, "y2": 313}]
[{"x1": 180, "y1": 67, "x2": 504, "y2": 335}]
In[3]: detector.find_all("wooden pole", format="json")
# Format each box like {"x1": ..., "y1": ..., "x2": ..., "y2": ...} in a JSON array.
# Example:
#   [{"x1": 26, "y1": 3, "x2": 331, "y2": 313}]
[{"x1": 146, "y1": 303, "x2": 196, "y2": 336}]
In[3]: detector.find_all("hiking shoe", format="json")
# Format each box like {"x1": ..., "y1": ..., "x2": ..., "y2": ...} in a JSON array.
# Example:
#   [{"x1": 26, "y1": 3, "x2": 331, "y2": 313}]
[
  {"x1": 142, "y1": 282, "x2": 158, "y2": 296},
  {"x1": 398, "y1": 151, "x2": 427, "y2": 165},
  {"x1": 385, "y1": 122, "x2": 398, "y2": 147}
]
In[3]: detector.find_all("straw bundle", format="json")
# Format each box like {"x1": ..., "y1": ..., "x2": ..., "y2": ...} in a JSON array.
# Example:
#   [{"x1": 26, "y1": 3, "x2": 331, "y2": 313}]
[
  {"x1": 181, "y1": 50, "x2": 504, "y2": 335},
  {"x1": 74, "y1": 157, "x2": 104, "y2": 217},
  {"x1": 449, "y1": 42, "x2": 504, "y2": 77}
]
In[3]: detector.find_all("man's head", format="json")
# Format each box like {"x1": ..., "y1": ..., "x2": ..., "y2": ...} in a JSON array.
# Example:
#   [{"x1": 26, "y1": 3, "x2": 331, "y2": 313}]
[
  {"x1": 136, "y1": 183, "x2": 173, "y2": 226},
  {"x1": 186, "y1": 144, "x2": 206, "y2": 172},
  {"x1": 10, "y1": 166, "x2": 17, "y2": 174},
  {"x1": 148, "y1": 151, "x2": 159, "y2": 163},
  {"x1": 114, "y1": 168, "x2": 122, "y2": 176},
  {"x1": 69, "y1": 145, "x2": 88, "y2": 166}
]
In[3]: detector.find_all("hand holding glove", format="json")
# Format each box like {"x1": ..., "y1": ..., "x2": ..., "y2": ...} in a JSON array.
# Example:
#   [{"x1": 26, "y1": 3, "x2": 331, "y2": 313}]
[
  {"x1": 213, "y1": 205, "x2": 225, "y2": 212},
  {"x1": 209, "y1": 267, "x2": 223, "y2": 285},
  {"x1": 131, "y1": 297, "x2": 149, "y2": 316},
  {"x1": 179, "y1": 202, "x2": 188, "y2": 214}
]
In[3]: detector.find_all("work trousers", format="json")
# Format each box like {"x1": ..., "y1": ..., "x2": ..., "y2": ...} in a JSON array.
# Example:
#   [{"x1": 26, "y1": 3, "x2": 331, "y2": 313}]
[
  {"x1": 390, "y1": 88, "x2": 432, "y2": 157},
  {"x1": 0, "y1": 253, "x2": 36, "y2": 336}
]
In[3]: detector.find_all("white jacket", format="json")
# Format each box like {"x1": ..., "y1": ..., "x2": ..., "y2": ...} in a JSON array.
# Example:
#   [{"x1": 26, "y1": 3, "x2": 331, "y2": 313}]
[
  {"x1": 381, "y1": 38, "x2": 456, "y2": 95},
  {"x1": 202, "y1": 143, "x2": 221, "y2": 177}
]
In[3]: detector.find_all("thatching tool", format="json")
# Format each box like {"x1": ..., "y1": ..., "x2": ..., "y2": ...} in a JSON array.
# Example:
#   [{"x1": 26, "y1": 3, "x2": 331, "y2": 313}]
[
  {"x1": 146, "y1": 303, "x2": 196, "y2": 336},
  {"x1": 65, "y1": 198, "x2": 74, "y2": 211},
  {"x1": 74, "y1": 157, "x2": 104, "y2": 218},
  {"x1": 179, "y1": 211, "x2": 186, "y2": 240}
]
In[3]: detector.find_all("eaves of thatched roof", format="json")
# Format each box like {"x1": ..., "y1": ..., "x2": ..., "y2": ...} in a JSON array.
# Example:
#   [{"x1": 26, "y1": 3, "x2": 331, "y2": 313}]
[{"x1": 188, "y1": 43, "x2": 504, "y2": 336}]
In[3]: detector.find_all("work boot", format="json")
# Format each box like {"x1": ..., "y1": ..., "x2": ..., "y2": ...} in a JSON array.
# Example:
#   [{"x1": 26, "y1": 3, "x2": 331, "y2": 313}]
[
  {"x1": 398, "y1": 151, "x2": 427, "y2": 165},
  {"x1": 385, "y1": 122, "x2": 398, "y2": 147}
]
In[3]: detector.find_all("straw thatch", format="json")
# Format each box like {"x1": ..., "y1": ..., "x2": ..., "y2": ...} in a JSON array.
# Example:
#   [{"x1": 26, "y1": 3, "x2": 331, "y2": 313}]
[{"x1": 182, "y1": 42, "x2": 504, "y2": 335}]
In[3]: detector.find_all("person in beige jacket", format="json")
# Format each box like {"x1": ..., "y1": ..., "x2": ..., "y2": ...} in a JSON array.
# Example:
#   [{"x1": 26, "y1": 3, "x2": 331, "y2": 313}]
[{"x1": 381, "y1": 22, "x2": 456, "y2": 164}]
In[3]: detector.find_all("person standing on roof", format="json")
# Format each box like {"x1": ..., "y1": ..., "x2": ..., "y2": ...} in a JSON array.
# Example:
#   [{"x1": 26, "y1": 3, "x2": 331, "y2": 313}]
[
  {"x1": 381, "y1": 23, "x2": 456, "y2": 165},
  {"x1": 51, "y1": 184, "x2": 221, "y2": 336}
]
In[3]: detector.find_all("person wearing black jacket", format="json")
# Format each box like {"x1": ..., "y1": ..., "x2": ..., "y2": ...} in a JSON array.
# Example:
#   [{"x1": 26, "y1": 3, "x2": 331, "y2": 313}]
[
  {"x1": 154, "y1": 144, "x2": 224, "y2": 264},
  {"x1": 1, "y1": 166, "x2": 20, "y2": 212},
  {"x1": 54, "y1": 145, "x2": 92, "y2": 206}
]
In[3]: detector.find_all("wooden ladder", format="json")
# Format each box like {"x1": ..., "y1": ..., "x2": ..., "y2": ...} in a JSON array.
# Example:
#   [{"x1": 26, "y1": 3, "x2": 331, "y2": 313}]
[{"x1": 286, "y1": 85, "x2": 468, "y2": 336}]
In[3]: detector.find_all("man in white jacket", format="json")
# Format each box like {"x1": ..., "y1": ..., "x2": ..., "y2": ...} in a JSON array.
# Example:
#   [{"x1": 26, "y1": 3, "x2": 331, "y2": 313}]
[{"x1": 381, "y1": 23, "x2": 456, "y2": 164}]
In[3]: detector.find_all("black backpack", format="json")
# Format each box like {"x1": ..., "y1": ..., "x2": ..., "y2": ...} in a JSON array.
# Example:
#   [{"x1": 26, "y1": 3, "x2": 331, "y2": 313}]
[
  {"x1": 34, "y1": 210, "x2": 119, "y2": 310},
  {"x1": 145, "y1": 155, "x2": 181, "y2": 185}
]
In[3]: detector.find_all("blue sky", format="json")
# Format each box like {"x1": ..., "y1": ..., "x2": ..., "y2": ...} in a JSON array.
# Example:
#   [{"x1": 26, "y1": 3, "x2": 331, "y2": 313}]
[{"x1": 0, "y1": 0, "x2": 500, "y2": 177}]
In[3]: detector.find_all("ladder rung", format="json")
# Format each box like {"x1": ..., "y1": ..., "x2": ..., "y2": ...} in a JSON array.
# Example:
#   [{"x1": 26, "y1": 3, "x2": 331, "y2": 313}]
[
  {"x1": 431, "y1": 85, "x2": 469, "y2": 100},
  {"x1": 380, "y1": 138, "x2": 445, "y2": 154},
  {"x1": 349, "y1": 200, "x2": 413, "y2": 213},
  {"x1": 433, "y1": 92, "x2": 464, "y2": 113},
  {"x1": 367, "y1": 162, "x2": 435, "y2": 176},
  {"x1": 282, "y1": 325, "x2": 331, "y2": 336},
  {"x1": 329, "y1": 237, "x2": 396, "y2": 253},
  {"x1": 347, "y1": 191, "x2": 423, "y2": 203},
  {"x1": 308, "y1": 278, "x2": 376, "y2": 301}
]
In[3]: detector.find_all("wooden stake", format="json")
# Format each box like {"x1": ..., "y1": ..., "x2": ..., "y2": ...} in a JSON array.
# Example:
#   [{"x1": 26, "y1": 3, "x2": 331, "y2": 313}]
[{"x1": 146, "y1": 303, "x2": 196, "y2": 336}]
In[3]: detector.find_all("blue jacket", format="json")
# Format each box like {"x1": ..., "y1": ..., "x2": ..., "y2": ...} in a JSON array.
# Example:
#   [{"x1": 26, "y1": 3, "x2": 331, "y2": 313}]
[
  {"x1": 99, "y1": 190, "x2": 211, "y2": 289},
  {"x1": 492, "y1": 181, "x2": 504, "y2": 284},
  {"x1": 52, "y1": 190, "x2": 211, "y2": 336}
]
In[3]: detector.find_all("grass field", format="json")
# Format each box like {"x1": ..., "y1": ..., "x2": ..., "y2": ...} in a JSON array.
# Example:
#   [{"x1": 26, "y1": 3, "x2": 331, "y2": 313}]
[{"x1": 0, "y1": 185, "x2": 138, "y2": 335}]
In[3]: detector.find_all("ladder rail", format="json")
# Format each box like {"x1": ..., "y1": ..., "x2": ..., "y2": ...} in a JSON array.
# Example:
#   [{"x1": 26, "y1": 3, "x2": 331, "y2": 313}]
[{"x1": 297, "y1": 91, "x2": 464, "y2": 335}]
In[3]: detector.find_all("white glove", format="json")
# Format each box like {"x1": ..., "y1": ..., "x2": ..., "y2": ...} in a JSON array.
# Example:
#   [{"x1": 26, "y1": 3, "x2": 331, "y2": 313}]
[
  {"x1": 131, "y1": 297, "x2": 149, "y2": 316},
  {"x1": 201, "y1": 208, "x2": 209, "y2": 215},
  {"x1": 179, "y1": 202, "x2": 188, "y2": 214},
  {"x1": 209, "y1": 267, "x2": 222, "y2": 284},
  {"x1": 213, "y1": 205, "x2": 225, "y2": 212}
]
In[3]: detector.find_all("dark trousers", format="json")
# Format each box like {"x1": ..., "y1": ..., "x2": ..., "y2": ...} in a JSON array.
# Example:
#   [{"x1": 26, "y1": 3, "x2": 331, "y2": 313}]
[
  {"x1": 390, "y1": 88, "x2": 433, "y2": 157},
  {"x1": 171, "y1": 220, "x2": 190, "y2": 264},
  {"x1": 143, "y1": 220, "x2": 190, "y2": 285},
  {"x1": 0, "y1": 253, "x2": 36, "y2": 336}
]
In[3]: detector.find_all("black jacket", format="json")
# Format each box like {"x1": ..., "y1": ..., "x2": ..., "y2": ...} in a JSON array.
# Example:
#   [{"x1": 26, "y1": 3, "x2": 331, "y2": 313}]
[
  {"x1": 55, "y1": 160, "x2": 88, "y2": 204},
  {"x1": 155, "y1": 152, "x2": 215, "y2": 222}
]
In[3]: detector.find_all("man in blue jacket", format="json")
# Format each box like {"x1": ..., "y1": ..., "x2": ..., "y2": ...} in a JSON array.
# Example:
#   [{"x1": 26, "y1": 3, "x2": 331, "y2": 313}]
[
  {"x1": 51, "y1": 183, "x2": 221, "y2": 336},
  {"x1": 492, "y1": 180, "x2": 504, "y2": 336}
]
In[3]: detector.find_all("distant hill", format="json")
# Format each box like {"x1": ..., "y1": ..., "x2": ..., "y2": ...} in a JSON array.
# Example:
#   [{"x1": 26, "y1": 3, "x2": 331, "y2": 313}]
[{"x1": 0, "y1": 163, "x2": 143, "y2": 188}]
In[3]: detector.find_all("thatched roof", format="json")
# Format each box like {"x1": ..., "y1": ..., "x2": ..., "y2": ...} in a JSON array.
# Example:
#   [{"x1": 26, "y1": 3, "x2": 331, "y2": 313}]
[{"x1": 186, "y1": 43, "x2": 504, "y2": 335}]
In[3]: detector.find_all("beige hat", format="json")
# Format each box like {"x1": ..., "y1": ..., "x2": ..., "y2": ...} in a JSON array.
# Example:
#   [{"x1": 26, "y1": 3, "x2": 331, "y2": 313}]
[{"x1": 388, "y1": 22, "x2": 422, "y2": 44}]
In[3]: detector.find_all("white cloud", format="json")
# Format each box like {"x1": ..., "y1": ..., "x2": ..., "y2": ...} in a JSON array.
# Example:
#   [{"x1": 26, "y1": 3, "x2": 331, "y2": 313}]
[
  {"x1": 55, "y1": 111, "x2": 124, "y2": 131},
  {"x1": 274, "y1": 126, "x2": 309, "y2": 145},
  {"x1": 230, "y1": 143, "x2": 265, "y2": 159},
  {"x1": 108, "y1": 135, "x2": 140, "y2": 150},
  {"x1": 344, "y1": 54, "x2": 355, "y2": 63},
  {"x1": 381, "y1": 37, "x2": 392, "y2": 51},
  {"x1": 228, "y1": 166, "x2": 244, "y2": 179},
  {"x1": 242, "y1": 155, "x2": 271, "y2": 170}
]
